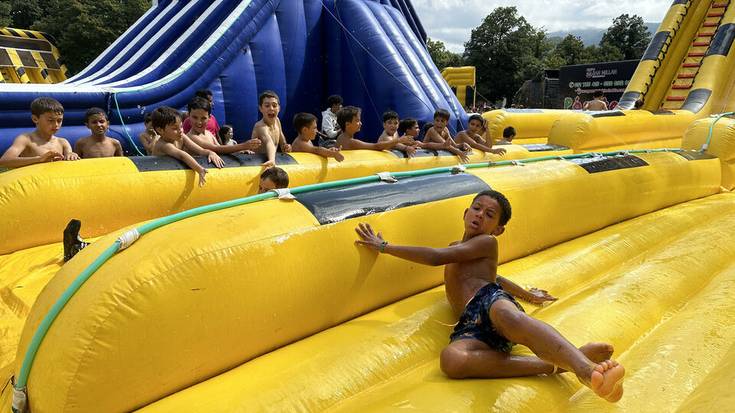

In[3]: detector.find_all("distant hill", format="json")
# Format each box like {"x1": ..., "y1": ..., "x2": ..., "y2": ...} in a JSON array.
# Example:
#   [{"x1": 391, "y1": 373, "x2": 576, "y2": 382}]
[{"x1": 548, "y1": 23, "x2": 659, "y2": 46}]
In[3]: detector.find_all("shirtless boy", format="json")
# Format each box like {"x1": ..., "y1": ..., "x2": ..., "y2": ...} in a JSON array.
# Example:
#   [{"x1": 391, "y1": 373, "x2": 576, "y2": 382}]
[
  {"x1": 251, "y1": 91, "x2": 291, "y2": 167},
  {"x1": 583, "y1": 91, "x2": 609, "y2": 111},
  {"x1": 355, "y1": 190, "x2": 625, "y2": 402},
  {"x1": 0, "y1": 97, "x2": 79, "y2": 168},
  {"x1": 187, "y1": 97, "x2": 261, "y2": 154},
  {"x1": 151, "y1": 106, "x2": 224, "y2": 187},
  {"x1": 74, "y1": 108, "x2": 123, "y2": 158},
  {"x1": 455, "y1": 115, "x2": 506, "y2": 156},
  {"x1": 335, "y1": 106, "x2": 414, "y2": 151},
  {"x1": 377, "y1": 111, "x2": 420, "y2": 157},
  {"x1": 422, "y1": 109, "x2": 470, "y2": 163},
  {"x1": 291, "y1": 113, "x2": 344, "y2": 162},
  {"x1": 139, "y1": 113, "x2": 159, "y2": 155}
]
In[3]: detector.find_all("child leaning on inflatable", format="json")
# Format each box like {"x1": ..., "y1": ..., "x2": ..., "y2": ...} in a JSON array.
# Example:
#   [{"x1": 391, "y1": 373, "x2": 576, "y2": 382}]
[
  {"x1": 0, "y1": 97, "x2": 79, "y2": 168},
  {"x1": 335, "y1": 106, "x2": 415, "y2": 151},
  {"x1": 150, "y1": 106, "x2": 224, "y2": 187},
  {"x1": 421, "y1": 108, "x2": 470, "y2": 163},
  {"x1": 355, "y1": 190, "x2": 625, "y2": 402},
  {"x1": 290, "y1": 112, "x2": 344, "y2": 162}
]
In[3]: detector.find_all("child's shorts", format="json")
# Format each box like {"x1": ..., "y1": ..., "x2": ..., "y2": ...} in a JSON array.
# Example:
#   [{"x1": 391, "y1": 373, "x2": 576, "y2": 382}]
[{"x1": 449, "y1": 282, "x2": 524, "y2": 353}]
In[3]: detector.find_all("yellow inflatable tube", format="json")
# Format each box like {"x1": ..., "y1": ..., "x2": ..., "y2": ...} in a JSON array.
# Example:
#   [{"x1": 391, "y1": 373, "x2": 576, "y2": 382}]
[
  {"x1": 682, "y1": 116, "x2": 735, "y2": 190},
  {"x1": 547, "y1": 110, "x2": 690, "y2": 151},
  {"x1": 482, "y1": 109, "x2": 576, "y2": 144},
  {"x1": 0, "y1": 146, "x2": 564, "y2": 255},
  {"x1": 10, "y1": 151, "x2": 719, "y2": 413},
  {"x1": 136, "y1": 193, "x2": 735, "y2": 412}
]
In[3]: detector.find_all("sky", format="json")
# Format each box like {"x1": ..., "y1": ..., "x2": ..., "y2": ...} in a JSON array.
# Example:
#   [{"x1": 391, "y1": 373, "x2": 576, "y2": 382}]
[{"x1": 411, "y1": 0, "x2": 672, "y2": 52}]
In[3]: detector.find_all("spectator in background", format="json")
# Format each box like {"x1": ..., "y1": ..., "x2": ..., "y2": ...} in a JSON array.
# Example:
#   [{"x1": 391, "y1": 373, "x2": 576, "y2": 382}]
[
  {"x1": 583, "y1": 91, "x2": 608, "y2": 111},
  {"x1": 321, "y1": 94, "x2": 343, "y2": 146}
]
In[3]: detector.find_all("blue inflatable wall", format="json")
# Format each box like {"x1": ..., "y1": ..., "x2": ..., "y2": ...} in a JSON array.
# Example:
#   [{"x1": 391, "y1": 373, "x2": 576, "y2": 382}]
[{"x1": 0, "y1": 0, "x2": 465, "y2": 154}]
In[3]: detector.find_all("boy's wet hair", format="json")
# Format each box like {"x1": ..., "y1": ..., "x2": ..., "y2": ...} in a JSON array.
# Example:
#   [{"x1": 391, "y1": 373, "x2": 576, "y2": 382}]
[
  {"x1": 382, "y1": 110, "x2": 399, "y2": 123},
  {"x1": 31, "y1": 97, "x2": 64, "y2": 117},
  {"x1": 337, "y1": 106, "x2": 360, "y2": 130},
  {"x1": 327, "y1": 95, "x2": 343, "y2": 106},
  {"x1": 472, "y1": 190, "x2": 512, "y2": 226},
  {"x1": 151, "y1": 106, "x2": 182, "y2": 132},
  {"x1": 188, "y1": 97, "x2": 211, "y2": 115},
  {"x1": 259, "y1": 90, "x2": 279, "y2": 106},
  {"x1": 433, "y1": 108, "x2": 450, "y2": 121},
  {"x1": 260, "y1": 166, "x2": 289, "y2": 188},
  {"x1": 144, "y1": 112, "x2": 153, "y2": 123},
  {"x1": 217, "y1": 124, "x2": 233, "y2": 145},
  {"x1": 195, "y1": 89, "x2": 213, "y2": 99},
  {"x1": 593, "y1": 90, "x2": 604, "y2": 98},
  {"x1": 398, "y1": 118, "x2": 417, "y2": 135},
  {"x1": 503, "y1": 126, "x2": 516, "y2": 139},
  {"x1": 84, "y1": 107, "x2": 107, "y2": 123},
  {"x1": 468, "y1": 114, "x2": 483, "y2": 124},
  {"x1": 293, "y1": 112, "x2": 317, "y2": 133}
]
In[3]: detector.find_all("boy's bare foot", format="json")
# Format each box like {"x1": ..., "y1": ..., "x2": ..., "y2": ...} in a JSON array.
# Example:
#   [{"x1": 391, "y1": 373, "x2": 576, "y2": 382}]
[
  {"x1": 587, "y1": 359, "x2": 625, "y2": 402},
  {"x1": 580, "y1": 342, "x2": 614, "y2": 363},
  {"x1": 555, "y1": 343, "x2": 613, "y2": 373}
]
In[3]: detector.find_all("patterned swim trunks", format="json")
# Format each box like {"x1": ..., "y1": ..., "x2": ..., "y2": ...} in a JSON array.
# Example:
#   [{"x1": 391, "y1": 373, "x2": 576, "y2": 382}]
[{"x1": 449, "y1": 282, "x2": 525, "y2": 352}]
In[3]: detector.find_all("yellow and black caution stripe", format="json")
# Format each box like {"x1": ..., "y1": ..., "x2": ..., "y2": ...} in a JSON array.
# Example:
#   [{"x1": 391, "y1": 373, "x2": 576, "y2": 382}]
[{"x1": 0, "y1": 27, "x2": 67, "y2": 83}]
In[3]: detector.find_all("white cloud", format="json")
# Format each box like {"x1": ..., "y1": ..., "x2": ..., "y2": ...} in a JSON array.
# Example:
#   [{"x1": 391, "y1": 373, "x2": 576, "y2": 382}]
[{"x1": 413, "y1": 0, "x2": 671, "y2": 52}]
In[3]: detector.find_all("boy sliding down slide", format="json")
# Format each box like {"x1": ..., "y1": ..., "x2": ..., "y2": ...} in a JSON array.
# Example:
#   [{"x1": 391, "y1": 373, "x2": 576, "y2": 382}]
[{"x1": 355, "y1": 190, "x2": 624, "y2": 402}]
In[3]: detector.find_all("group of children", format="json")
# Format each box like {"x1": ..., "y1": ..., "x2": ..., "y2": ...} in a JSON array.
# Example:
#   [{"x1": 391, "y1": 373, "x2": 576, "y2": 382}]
[{"x1": 0, "y1": 91, "x2": 517, "y2": 188}]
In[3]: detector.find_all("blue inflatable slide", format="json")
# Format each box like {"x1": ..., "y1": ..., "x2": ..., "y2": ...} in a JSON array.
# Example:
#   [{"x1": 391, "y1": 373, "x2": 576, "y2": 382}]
[{"x1": 0, "y1": 0, "x2": 467, "y2": 154}]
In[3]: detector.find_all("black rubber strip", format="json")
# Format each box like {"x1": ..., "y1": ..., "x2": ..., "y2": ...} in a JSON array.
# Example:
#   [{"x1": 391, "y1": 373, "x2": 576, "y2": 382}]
[
  {"x1": 642, "y1": 31, "x2": 670, "y2": 61},
  {"x1": 617, "y1": 91, "x2": 642, "y2": 110},
  {"x1": 706, "y1": 23, "x2": 735, "y2": 56},
  {"x1": 131, "y1": 153, "x2": 297, "y2": 172},
  {"x1": 671, "y1": 0, "x2": 689, "y2": 4},
  {"x1": 568, "y1": 155, "x2": 648, "y2": 173},
  {"x1": 674, "y1": 151, "x2": 716, "y2": 161},
  {"x1": 680, "y1": 89, "x2": 712, "y2": 113},
  {"x1": 417, "y1": 149, "x2": 461, "y2": 157},
  {"x1": 389, "y1": 149, "x2": 408, "y2": 158},
  {"x1": 296, "y1": 173, "x2": 491, "y2": 225},
  {"x1": 591, "y1": 111, "x2": 626, "y2": 118},
  {"x1": 522, "y1": 144, "x2": 570, "y2": 152}
]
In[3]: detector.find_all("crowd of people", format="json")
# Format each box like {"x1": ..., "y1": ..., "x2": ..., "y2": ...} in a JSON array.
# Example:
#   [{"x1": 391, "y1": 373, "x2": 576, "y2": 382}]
[{"x1": 0, "y1": 91, "x2": 517, "y2": 187}]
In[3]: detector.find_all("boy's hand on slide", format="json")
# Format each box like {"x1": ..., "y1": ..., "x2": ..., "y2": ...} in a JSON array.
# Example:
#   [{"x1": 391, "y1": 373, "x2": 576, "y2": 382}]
[
  {"x1": 522, "y1": 287, "x2": 557, "y2": 305},
  {"x1": 354, "y1": 223, "x2": 385, "y2": 251}
]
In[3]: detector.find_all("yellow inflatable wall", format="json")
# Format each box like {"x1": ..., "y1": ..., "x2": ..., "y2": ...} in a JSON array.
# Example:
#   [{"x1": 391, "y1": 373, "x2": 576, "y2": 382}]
[
  {"x1": 681, "y1": 116, "x2": 735, "y2": 189},
  {"x1": 10, "y1": 152, "x2": 719, "y2": 412},
  {"x1": 139, "y1": 190, "x2": 735, "y2": 412},
  {"x1": 0, "y1": 147, "x2": 561, "y2": 255}
]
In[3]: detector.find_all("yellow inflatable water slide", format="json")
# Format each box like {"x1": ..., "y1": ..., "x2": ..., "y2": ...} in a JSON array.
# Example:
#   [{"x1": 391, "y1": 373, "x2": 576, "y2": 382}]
[{"x1": 2, "y1": 1, "x2": 735, "y2": 412}]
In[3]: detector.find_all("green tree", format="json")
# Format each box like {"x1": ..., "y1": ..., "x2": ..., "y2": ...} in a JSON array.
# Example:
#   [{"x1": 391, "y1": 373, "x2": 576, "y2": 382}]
[
  {"x1": 554, "y1": 34, "x2": 585, "y2": 66},
  {"x1": 15, "y1": 0, "x2": 150, "y2": 75},
  {"x1": 599, "y1": 14, "x2": 651, "y2": 60},
  {"x1": 463, "y1": 6, "x2": 551, "y2": 102},
  {"x1": 426, "y1": 37, "x2": 463, "y2": 70},
  {"x1": 2, "y1": 0, "x2": 45, "y2": 29},
  {"x1": 0, "y1": 3, "x2": 11, "y2": 27},
  {"x1": 33, "y1": 0, "x2": 150, "y2": 74}
]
